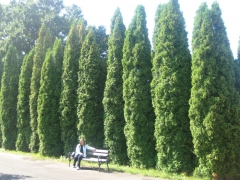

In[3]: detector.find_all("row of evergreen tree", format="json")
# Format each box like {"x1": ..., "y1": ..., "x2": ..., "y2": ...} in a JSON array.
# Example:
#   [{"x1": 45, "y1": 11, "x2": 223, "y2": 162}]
[{"x1": 0, "y1": 0, "x2": 240, "y2": 179}]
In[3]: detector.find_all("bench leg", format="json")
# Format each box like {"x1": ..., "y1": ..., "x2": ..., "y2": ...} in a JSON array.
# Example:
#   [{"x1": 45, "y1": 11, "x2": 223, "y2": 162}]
[
  {"x1": 68, "y1": 157, "x2": 71, "y2": 167},
  {"x1": 107, "y1": 162, "x2": 109, "y2": 171},
  {"x1": 98, "y1": 162, "x2": 101, "y2": 172}
]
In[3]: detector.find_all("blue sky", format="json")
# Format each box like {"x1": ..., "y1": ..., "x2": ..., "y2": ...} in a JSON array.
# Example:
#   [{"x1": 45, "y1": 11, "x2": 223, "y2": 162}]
[{"x1": 1, "y1": 0, "x2": 240, "y2": 58}]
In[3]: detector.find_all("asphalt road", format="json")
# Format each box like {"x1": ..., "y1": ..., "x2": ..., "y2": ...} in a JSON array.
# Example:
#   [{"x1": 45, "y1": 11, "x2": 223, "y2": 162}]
[{"x1": 0, "y1": 152, "x2": 164, "y2": 180}]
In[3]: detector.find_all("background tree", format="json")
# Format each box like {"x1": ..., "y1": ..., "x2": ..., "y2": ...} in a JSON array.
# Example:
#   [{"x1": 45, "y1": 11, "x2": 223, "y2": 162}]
[
  {"x1": 77, "y1": 28, "x2": 103, "y2": 148},
  {"x1": 103, "y1": 8, "x2": 128, "y2": 165},
  {"x1": 29, "y1": 24, "x2": 52, "y2": 153},
  {"x1": 60, "y1": 19, "x2": 86, "y2": 155},
  {"x1": 38, "y1": 39, "x2": 63, "y2": 157},
  {"x1": 16, "y1": 49, "x2": 34, "y2": 152},
  {"x1": 189, "y1": 2, "x2": 240, "y2": 178},
  {"x1": 65, "y1": 4, "x2": 84, "y2": 27},
  {"x1": 237, "y1": 37, "x2": 240, "y2": 64},
  {"x1": 0, "y1": 0, "x2": 82, "y2": 59},
  {"x1": 0, "y1": 45, "x2": 19, "y2": 150},
  {"x1": 151, "y1": 0, "x2": 194, "y2": 173},
  {"x1": 122, "y1": 5, "x2": 156, "y2": 168}
]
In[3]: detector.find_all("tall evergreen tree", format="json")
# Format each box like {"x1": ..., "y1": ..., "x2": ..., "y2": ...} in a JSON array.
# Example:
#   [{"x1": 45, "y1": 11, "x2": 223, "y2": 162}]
[
  {"x1": 151, "y1": 0, "x2": 194, "y2": 173},
  {"x1": 152, "y1": 4, "x2": 166, "y2": 51},
  {"x1": 38, "y1": 39, "x2": 63, "y2": 157},
  {"x1": 189, "y1": 3, "x2": 240, "y2": 179},
  {"x1": 77, "y1": 28, "x2": 103, "y2": 148},
  {"x1": 16, "y1": 49, "x2": 34, "y2": 152},
  {"x1": 102, "y1": 8, "x2": 128, "y2": 165},
  {"x1": 29, "y1": 24, "x2": 52, "y2": 152},
  {"x1": 234, "y1": 38, "x2": 240, "y2": 91},
  {"x1": 0, "y1": 52, "x2": 3, "y2": 87},
  {"x1": 60, "y1": 19, "x2": 86, "y2": 155},
  {"x1": 122, "y1": 5, "x2": 156, "y2": 168},
  {"x1": 0, "y1": 52, "x2": 3, "y2": 147},
  {"x1": 0, "y1": 45, "x2": 19, "y2": 150}
]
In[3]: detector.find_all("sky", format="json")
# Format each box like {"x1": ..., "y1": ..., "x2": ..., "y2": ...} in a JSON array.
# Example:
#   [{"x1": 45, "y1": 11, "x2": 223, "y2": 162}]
[{"x1": 1, "y1": 0, "x2": 240, "y2": 58}]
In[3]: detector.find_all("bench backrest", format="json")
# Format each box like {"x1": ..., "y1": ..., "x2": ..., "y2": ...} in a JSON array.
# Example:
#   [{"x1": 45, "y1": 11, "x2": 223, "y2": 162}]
[{"x1": 86, "y1": 149, "x2": 109, "y2": 158}]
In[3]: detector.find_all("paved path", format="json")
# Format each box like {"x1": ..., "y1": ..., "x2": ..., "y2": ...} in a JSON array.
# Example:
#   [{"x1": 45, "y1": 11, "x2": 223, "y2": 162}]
[{"x1": 0, "y1": 152, "x2": 165, "y2": 180}]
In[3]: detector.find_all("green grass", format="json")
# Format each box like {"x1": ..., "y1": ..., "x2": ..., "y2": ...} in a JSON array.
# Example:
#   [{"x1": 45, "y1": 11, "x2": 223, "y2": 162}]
[{"x1": 0, "y1": 148, "x2": 208, "y2": 180}]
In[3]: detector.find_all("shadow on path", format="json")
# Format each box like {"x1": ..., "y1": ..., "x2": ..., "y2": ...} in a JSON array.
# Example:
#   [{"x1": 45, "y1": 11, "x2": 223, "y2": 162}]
[
  {"x1": 78, "y1": 166, "x2": 112, "y2": 173},
  {"x1": 0, "y1": 173, "x2": 33, "y2": 180}
]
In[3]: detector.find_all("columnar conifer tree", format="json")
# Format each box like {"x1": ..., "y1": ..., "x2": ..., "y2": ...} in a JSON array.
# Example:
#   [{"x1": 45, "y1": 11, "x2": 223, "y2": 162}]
[
  {"x1": 95, "y1": 26, "x2": 108, "y2": 127},
  {"x1": 60, "y1": 20, "x2": 86, "y2": 155},
  {"x1": 189, "y1": 3, "x2": 240, "y2": 178},
  {"x1": 16, "y1": 49, "x2": 34, "y2": 152},
  {"x1": 77, "y1": 28, "x2": 103, "y2": 148},
  {"x1": 0, "y1": 45, "x2": 19, "y2": 150},
  {"x1": 103, "y1": 8, "x2": 128, "y2": 164},
  {"x1": 0, "y1": 52, "x2": 3, "y2": 88},
  {"x1": 29, "y1": 24, "x2": 52, "y2": 152},
  {"x1": 0, "y1": 52, "x2": 3, "y2": 147},
  {"x1": 122, "y1": 5, "x2": 156, "y2": 168},
  {"x1": 235, "y1": 38, "x2": 240, "y2": 91},
  {"x1": 152, "y1": 4, "x2": 166, "y2": 51},
  {"x1": 38, "y1": 39, "x2": 63, "y2": 157},
  {"x1": 151, "y1": 0, "x2": 194, "y2": 173}
]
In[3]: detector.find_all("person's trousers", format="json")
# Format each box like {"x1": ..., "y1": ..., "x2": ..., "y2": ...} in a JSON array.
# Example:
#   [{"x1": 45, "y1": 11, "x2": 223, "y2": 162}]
[{"x1": 73, "y1": 154, "x2": 83, "y2": 167}]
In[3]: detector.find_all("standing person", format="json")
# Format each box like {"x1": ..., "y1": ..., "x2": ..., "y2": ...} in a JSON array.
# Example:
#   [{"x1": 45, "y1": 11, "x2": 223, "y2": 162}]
[{"x1": 73, "y1": 137, "x2": 96, "y2": 170}]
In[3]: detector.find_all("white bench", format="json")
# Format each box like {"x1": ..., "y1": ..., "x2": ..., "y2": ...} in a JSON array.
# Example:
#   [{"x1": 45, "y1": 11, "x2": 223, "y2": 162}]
[{"x1": 68, "y1": 149, "x2": 110, "y2": 172}]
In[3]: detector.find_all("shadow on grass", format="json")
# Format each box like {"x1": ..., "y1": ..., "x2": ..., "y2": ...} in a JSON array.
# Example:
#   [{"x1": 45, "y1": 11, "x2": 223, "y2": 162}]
[{"x1": 0, "y1": 173, "x2": 33, "y2": 180}]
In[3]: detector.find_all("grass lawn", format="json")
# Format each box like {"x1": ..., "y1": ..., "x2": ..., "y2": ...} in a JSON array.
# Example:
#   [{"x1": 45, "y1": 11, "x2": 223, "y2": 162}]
[{"x1": 0, "y1": 148, "x2": 208, "y2": 180}]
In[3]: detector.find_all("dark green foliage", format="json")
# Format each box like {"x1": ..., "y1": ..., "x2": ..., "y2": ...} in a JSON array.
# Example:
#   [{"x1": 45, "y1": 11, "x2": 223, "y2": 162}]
[
  {"x1": 94, "y1": 26, "x2": 108, "y2": 56},
  {"x1": 103, "y1": 8, "x2": 128, "y2": 165},
  {"x1": 234, "y1": 38, "x2": 240, "y2": 91},
  {"x1": 151, "y1": 0, "x2": 194, "y2": 173},
  {"x1": 189, "y1": 2, "x2": 240, "y2": 179},
  {"x1": 0, "y1": 52, "x2": 3, "y2": 87},
  {"x1": 152, "y1": 4, "x2": 166, "y2": 50},
  {"x1": 60, "y1": 20, "x2": 86, "y2": 155},
  {"x1": 16, "y1": 49, "x2": 34, "y2": 152},
  {"x1": 122, "y1": 5, "x2": 156, "y2": 168},
  {"x1": 38, "y1": 39, "x2": 63, "y2": 157},
  {"x1": 94, "y1": 26, "x2": 108, "y2": 132},
  {"x1": 77, "y1": 29, "x2": 103, "y2": 148},
  {"x1": 29, "y1": 24, "x2": 52, "y2": 153},
  {"x1": 0, "y1": 45, "x2": 19, "y2": 150},
  {"x1": 0, "y1": 52, "x2": 3, "y2": 147}
]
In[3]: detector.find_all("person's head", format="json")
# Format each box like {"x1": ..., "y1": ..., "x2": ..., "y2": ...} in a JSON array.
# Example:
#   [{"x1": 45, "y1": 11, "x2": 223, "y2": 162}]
[{"x1": 79, "y1": 137, "x2": 85, "y2": 146}]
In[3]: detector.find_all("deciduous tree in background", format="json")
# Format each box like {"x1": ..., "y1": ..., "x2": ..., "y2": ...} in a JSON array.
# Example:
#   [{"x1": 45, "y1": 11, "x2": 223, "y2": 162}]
[
  {"x1": 0, "y1": 45, "x2": 19, "y2": 150},
  {"x1": 122, "y1": 5, "x2": 156, "y2": 168},
  {"x1": 16, "y1": 49, "x2": 34, "y2": 152},
  {"x1": 0, "y1": 0, "x2": 82, "y2": 59},
  {"x1": 151, "y1": 0, "x2": 195, "y2": 173},
  {"x1": 29, "y1": 24, "x2": 52, "y2": 153},
  {"x1": 237, "y1": 38, "x2": 240, "y2": 64},
  {"x1": 103, "y1": 8, "x2": 128, "y2": 165}
]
